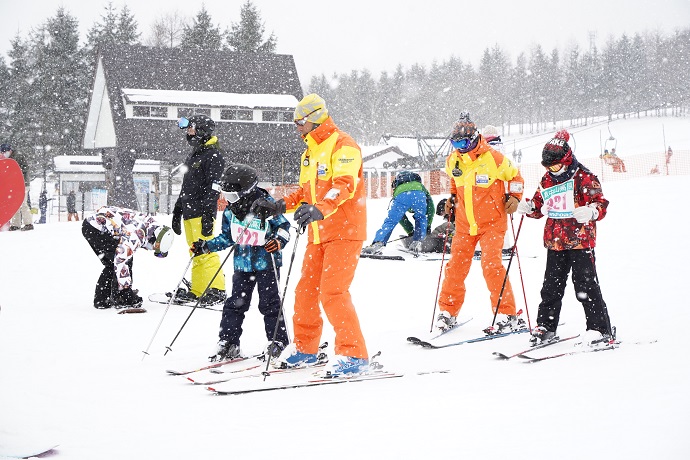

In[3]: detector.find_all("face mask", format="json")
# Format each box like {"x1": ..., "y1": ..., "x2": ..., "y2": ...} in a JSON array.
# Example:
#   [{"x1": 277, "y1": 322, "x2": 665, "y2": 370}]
[
  {"x1": 2, "y1": 152, "x2": 9, "y2": 158},
  {"x1": 186, "y1": 134, "x2": 202, "y2": 148}
]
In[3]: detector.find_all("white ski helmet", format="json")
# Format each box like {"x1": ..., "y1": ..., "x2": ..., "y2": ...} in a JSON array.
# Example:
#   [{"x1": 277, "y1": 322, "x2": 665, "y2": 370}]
[{"x1": 152, "y1": 225, "x2": 174, "y2": 258}]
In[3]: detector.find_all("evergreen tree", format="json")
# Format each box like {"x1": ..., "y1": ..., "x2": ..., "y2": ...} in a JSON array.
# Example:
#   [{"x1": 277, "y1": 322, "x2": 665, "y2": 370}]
[
  {"x1": 510, "y1": 53, "x2": 529, "y2": 134},
  {"x1": 85, "y1": 2, "x2": 141, "y2": 62},
  {"x1": 1, "y1": 35, "x2": 36, "y2": 157},
  {"x1": 226, "y1": 0, "x2": 276, "y2": 52},
  {"x1": 116, "y1": 5, "x2": 141, "y2": 45},
  {"x1": 181, "y1": 6, "x2": 223, "y2": 51},
  {"x1": 629, "y1": 33, "x2": 648, "y2": 115},
  {"x1": 0, "y1": 56, "x2": 10, "y2": 134},
  {"x1": 546, "y1": 48, "x2": 563, "y2": 125},
  {"x1": 32, "y1": 8, "x2": 88, "y2": 164},
  {"x1": 85, "y1": 2, "x2": 119, "y2": 58}
]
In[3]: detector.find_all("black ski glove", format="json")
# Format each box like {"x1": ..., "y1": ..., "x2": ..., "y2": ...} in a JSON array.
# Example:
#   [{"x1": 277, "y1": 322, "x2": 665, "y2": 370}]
[
  {"x1": 201, "y1": 213, "x2": 214, "y2": 237},
  {"x1": 294, "y1": 204, "x2": 324, "y2": 228},
  {"x1": 250, "y1": 198, "x2": 286, "y2": 219},
  {"x1": 172, "y1": 201, "x2": 182, "y2": 235},
  {"x1": 191, "y1": 239, "x2": 210, "y2": 256}
]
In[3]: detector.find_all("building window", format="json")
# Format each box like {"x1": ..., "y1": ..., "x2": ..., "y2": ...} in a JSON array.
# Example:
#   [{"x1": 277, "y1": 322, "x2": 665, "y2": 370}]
[
  {"x1": 220, "y1": 109, "x2": 236, "y2": 120},
  {"x1": 280, "y1": 111, "x2": 293, "y2": 122},
  {"x1": 262, "y1": 110, "x2": 278, "y2": 122},
  {"x1": 133, "y1": 105, "x2": 167, "y2": 118},
  {"x1": 132, "y1": 106, "x2": 150, "y2": 117},
  {"x1": 177, "y1": 107, "x2": 211, "y2": 118},
  {"x1": 237, "y1": 110, "x2": 253, "y2": 121},
  {"x1": 150, "y1": 107, "x2": 168, "y2": 118}
]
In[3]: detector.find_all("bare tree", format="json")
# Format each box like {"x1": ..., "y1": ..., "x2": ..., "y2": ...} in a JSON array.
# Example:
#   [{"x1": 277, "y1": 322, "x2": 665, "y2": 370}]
[{"x1": 144, "y1": 11, "x2": 187, "y2": 48}]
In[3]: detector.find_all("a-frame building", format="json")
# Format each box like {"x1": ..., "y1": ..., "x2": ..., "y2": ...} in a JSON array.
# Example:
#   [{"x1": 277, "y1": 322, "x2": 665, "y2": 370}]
[{"x1": 82, "y1": 44, "x2": 304, "y2": 209}]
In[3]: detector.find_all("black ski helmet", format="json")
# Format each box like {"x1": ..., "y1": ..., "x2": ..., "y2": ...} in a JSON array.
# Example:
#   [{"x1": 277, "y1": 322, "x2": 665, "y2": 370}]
[
  {"x1": 222, "y1": 164, "x2": 258, "y2": 197},
  {"x1": 182, "y1": 114, "x2": 215, "y2": 147}
]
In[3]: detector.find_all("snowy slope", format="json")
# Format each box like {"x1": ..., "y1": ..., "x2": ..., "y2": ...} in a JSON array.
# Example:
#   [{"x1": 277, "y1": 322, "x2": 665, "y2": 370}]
[{"x1": 0, "y1": 125, "x2": 688, "y2": 459}]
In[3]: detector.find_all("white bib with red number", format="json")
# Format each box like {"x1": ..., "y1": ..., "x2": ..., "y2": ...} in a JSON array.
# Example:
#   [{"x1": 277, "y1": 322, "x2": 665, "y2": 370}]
[
  {"x1": 230, "y1": 215, "x2": 269, "y2": 246},
  {"x1": 540, "y1": 180, "x2": 575, "y2": 219}
]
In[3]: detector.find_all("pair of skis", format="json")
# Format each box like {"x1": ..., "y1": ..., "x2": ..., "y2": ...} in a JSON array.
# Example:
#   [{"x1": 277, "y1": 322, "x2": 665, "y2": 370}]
[
  {"x1": 407, "y1": 317, "x2": 529, "y2": 349},
  {"x1": 168, "y1": 346, "x2": 448, "y2": 395}
]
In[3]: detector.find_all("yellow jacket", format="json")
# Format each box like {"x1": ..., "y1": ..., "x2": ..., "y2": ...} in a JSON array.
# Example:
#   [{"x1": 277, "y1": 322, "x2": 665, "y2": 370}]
[
  {"x1": 446, "y1": 136, "x2": 524, "y2": 236},
  {"x1": 283, "y1": 117, "x2": 367, "y2": 244}
]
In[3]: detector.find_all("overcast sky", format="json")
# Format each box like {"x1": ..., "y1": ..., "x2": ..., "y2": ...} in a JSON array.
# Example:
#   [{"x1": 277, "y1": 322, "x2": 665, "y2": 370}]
[{"x1": 2, "y1": 0, "x2": 689, "y2": 84}]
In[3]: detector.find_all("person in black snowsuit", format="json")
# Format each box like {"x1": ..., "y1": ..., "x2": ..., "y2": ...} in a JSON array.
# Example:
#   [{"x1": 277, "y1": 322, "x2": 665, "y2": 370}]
[{"x1": 172, "y1": 115, "x2": 226, "y2": 305}]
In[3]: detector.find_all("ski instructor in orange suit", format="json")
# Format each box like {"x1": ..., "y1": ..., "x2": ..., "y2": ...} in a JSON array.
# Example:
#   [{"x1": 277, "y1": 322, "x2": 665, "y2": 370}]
[
  {"x1": 251, "y1": 94, "x2": 370, "y2": 375},
  {"x1": 434, "y1": 113, "x2": 526, "y2": 336}
]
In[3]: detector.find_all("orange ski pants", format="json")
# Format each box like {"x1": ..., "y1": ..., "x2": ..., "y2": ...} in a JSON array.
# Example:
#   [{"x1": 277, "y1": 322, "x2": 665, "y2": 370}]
[
  {"x1": 438, "y1": 224, "x2": 516, "y2": 317},
  {"x1": 292, "y1": 239, "x2": 368, "y2": 359}
]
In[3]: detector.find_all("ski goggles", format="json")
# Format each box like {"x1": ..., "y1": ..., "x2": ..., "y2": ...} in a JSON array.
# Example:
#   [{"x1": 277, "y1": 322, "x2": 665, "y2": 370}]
[
  {"x1": 547, "y1": 163, "x2": 564, "y2": 173},
  {"x1": 222, "y1": 180, "x2": 258, "y2": 203},
  {"x1": 450, "y1": 138, "x2": 472, "y2": 151},
  {"x1": 178, "y1": 117, "x2": 190, "y2": 129},
  {"x1": 293, "y1": 108, "x2": 320, "y2": 126}
]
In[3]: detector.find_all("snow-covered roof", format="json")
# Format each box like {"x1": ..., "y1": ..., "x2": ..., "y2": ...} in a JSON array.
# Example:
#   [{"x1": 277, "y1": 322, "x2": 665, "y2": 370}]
[
  {"x1": 121, "y1": 88, "x2": 299, "y2": 109},
  {"x1": 362, "y1": 146, "x2": 410, "y2": 169},
  {"x1": 53, "y1": 155, "x2": 160, "y2": 173}
]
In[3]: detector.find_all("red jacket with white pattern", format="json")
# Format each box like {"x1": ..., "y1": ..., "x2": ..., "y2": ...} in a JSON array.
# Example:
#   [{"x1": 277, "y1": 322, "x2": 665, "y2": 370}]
[{"x1": 526, "y1": 165, "x2": 608, "y2": 251}]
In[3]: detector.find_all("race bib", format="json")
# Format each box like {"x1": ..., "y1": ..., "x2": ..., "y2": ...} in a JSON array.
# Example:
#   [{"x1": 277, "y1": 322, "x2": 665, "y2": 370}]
[
  {"x1": 230, "y1": 215, "x2": 269, "y2": 246},
  {"x1": 540, "y1": 180, "x2": 575, "y2": 219}
]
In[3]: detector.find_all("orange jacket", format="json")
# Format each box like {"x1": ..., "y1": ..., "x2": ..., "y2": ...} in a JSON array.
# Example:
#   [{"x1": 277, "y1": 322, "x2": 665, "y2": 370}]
[
  {"x1": 446, "y1": 135, "x2": 524, "y2": 236},
  {"x1": 283, "y1": 117, "x2": 367, "y2": 244}
]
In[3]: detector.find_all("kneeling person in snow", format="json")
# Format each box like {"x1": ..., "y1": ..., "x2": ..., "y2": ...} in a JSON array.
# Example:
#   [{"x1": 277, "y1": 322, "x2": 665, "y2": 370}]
[
  {"x1": 362, "y1": 170, "x2": 434, "y2": 256},
  {"x1": 82, "y1": 206, "x2": 174, "y2": 309},
  {"x1": 401, "y1": 197, "x2": 455, "y2": 253},
  {"x1": 191, "y1": 164, "x2": 291, "y2": 362},
  {"x1": 516, "y1": 130, "x2": 614, "y2": 346}
]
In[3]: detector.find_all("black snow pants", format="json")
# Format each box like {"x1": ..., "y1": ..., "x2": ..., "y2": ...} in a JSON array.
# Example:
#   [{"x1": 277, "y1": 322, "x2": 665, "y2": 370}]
[
  {"x1": 537, "y1": 248, "x2": 612, "y2": 335},
  {"x1": 220, "y1": 270, "x2": 288, "y2": 347},
  {"x1": 82, "y1": 221, "x2": 132, "y2": 308}
]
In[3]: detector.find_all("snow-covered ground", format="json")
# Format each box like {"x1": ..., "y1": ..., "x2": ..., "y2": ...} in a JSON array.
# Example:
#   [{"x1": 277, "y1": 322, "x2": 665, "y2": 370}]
[{"x1": 0, "y1": 117, "x2": 688, "y2": 459}]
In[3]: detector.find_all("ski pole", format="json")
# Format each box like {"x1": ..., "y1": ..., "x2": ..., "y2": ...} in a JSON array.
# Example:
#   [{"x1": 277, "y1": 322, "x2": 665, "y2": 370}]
[
  {"x1": 141, "y1": 256, "x2": 193, "y2": 360},
  {"x1": 509, "y1": 215, "x2": 531, "y2": 331},
  {"x1": 164, "y1": 219, "x2": 253, "y2": 356},
  {"x1": 488, "y1": 214, "x2": 525, "y2": 328},
  {"x1": 429, "y1": 219, "x2": 452, "y2": 332},
  {"x1": 269, "y1": 249, "x2": 291, "y2": 343},
  {"x1": 262, "y1": 224, "x2": 304, "y2": 380}
]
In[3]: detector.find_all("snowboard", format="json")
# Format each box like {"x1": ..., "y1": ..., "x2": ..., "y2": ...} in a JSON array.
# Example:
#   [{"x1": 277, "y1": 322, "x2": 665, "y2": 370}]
[{"x1": 0, "y1": 157, "x2": 25, "y2": 227}]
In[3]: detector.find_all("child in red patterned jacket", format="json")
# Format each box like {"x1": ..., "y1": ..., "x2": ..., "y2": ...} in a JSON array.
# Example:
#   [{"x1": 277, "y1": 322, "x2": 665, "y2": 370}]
[{"x1": 516, "y1": 130, "x2": 614, "y2": 346}]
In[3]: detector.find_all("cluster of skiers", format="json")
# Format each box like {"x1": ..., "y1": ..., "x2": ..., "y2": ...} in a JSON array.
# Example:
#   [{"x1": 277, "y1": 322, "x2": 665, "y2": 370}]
[{"x1": 80, "y1": 94, "x2": 614, "y2": 377}]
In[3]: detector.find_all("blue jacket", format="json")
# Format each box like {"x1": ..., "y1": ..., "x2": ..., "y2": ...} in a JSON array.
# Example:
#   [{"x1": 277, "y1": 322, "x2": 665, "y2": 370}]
[{"x1": 206, "y1": 194, "x2": 291, "y2": 273}]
